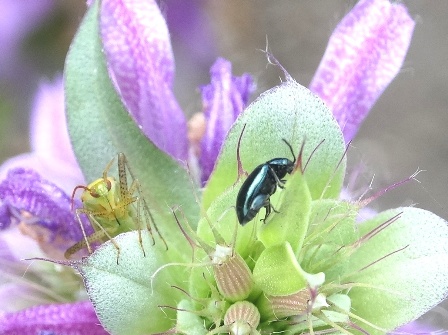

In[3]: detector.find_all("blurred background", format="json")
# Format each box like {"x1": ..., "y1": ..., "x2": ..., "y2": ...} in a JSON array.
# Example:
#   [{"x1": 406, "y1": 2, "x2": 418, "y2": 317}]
[{"x1": 0, "y1": 0, "x2": 447, "y2": 330}]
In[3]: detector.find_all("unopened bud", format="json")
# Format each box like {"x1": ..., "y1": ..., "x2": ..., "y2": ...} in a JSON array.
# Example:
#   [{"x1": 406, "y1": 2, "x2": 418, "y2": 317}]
[
  {"x1": 212, "y1": 245, "x2": 254, "y2": 302},
  {"x1": 258, "y1": 288, "x2": 311, "y2": 320},
  {"x1": 224, "y1": 301, "x2": 260, "y2": 335}
]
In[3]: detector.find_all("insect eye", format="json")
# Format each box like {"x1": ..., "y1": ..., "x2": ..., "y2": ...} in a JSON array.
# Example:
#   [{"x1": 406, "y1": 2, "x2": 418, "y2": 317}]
[
  {"x1": 90, "y1": 189, "x2": 100, "y2": 198},
  {"x1": 106, "y1": 179, "x2": 112, "y2": 191}
]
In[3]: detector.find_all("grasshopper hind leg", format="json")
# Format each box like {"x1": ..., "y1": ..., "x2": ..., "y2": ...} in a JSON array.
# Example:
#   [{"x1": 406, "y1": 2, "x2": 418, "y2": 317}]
[
  {"x1": 66, "y1": 210, "x2": 121, "y2": 264},
  {"x1": 119, "y1": 153, "x2": 168, "y2": 252}
]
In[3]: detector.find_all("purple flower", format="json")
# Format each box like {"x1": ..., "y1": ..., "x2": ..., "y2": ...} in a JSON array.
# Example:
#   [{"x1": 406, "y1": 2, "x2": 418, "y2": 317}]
[
  {"x1": 395, "y1": 321, "x2": 442, "y2": 334},
  {"x1": 0, "y1": 0, "x2": 435, "y2": 333},
  {"x1": 0, "y1": 77, "x2": 95, "y2": 331},
  {"x1": 0, "y1": 168, "x2": 86, "y2": 243},
  {"x1": 100, "y1": 0, "x2": 187, "y2": 161},
  {"x1": 0, "y1": 2, "x2": 252, "y2": 331},
  {"x1": 0, "y1": 301, "x2": 108, "y2": 335},
  {"x1": 0, "y1": 77, "x2": 87, "y2": 257},
  {"x1": 199, "y1": 58, "x2": 254, "y2": 183},
  {"x1": 0, "y1": 224, "x2": 88, "y2": 314},
  {"x1": 309, "y1": 0, "x2": 414, "y2": 143},
  {"x1": 100, "y1": 0, "x2": 253, "y2": 171}
]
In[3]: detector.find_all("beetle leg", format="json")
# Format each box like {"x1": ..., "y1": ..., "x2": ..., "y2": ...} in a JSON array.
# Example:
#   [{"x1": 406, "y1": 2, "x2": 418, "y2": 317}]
[
  {"x1": 261, "y1": 203, "x2": 272, "y2": 223},
  {"x1": 260, "y1": 198, "x2": 280, "y2": 223},
  {"x1": 263, "y1": 201, "x2": 271, "y2": 221},
  {"x1": 261, "y1": 201, "x2": 281, "y2": 223},
  {"x1": 268, "y1": 166, "x2": 286, "y2": 188}
]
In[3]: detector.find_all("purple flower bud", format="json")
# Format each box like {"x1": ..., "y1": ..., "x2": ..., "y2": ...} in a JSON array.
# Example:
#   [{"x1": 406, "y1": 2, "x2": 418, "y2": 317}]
[{"x1": 199, "y1": 58, "x2": 254, "y2": 183}]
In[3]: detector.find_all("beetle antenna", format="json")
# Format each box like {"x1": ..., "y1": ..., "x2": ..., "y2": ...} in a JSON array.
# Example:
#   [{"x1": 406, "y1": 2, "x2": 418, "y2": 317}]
[{"x1": 281, "y1": 138, "x2": 296, "y2": 163}]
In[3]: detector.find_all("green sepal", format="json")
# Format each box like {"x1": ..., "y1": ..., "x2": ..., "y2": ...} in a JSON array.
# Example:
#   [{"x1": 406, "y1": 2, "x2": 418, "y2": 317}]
[
  {"x1": 324, "y1": 293, "x2": 351, "y2": 323},
  {"x1": 188, "y1": 250, "x2": 214, "y2": 301},
  {"x1": 285, "y1": 293, "x2": 350, "y2": 334},
  {"x1": 258, "y1": 169, "x2": 311, "y2": 250},
  {"x1": 253, "y1": 242, "x2": 308, "y2": 296},
  {"x1": 64, "y1": 0, "x2": 199, "y2": 231},
  {"x1": 345, "y1": 207, "x2": 448, "y2": 334},
  {"x1": 299, "y1": 199, "x2": 359, "y2": 281},
  {"x1": 74, "y1": 231, "x2": 188, "y2": 335},
  {"x1": 176, "y1": 300, "x2": 208, "y2": 335},
  {"x1": 203, "y1": 79, "x2": 346, "y2": 211}
]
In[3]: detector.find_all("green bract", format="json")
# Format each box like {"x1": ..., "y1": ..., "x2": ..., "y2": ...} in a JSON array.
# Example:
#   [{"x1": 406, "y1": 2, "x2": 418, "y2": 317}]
[
  {"x1": 73, "y1": 233, "x2": 183, "y2": 334},
  {"x1": 65, "y1": 3, "x2": 448, "y2": 335}
]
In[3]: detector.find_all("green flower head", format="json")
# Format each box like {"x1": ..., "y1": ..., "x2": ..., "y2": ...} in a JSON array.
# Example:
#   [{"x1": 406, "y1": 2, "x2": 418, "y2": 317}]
[
  {"x1": 63, "y1": 1, "x2": 447, "y2": 334},
  {"x1": 0, "y1": 1, "x2": 446, "y2": 334}
]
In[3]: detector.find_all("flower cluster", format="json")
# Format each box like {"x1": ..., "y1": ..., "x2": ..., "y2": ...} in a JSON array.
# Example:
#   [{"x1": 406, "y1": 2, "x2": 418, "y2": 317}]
[{"x1": 1, "y1": 0, "x2": 447, "y2": 334}]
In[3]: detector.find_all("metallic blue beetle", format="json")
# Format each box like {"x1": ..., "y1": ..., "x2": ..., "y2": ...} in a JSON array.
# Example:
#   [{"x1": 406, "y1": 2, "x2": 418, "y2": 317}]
[{"x1": 236, "y1": 139, "x2": 296, "y2": 225}]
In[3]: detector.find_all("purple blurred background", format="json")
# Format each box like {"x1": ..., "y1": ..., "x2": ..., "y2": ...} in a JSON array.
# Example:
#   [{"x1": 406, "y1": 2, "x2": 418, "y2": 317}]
[{"x1": 0, "y1": 0, "x2": 447, "y2": 330}]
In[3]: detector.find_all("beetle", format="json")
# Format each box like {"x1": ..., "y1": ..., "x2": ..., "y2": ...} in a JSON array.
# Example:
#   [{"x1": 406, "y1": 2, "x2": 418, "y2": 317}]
[{"x1": 236, "y1": 139, "x2": 296, "y2": 225}]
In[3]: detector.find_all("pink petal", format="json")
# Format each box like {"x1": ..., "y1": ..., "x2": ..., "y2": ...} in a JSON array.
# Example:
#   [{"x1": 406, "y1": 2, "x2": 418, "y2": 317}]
[
  {"x1": 101, "y1": 0, "x2": 188, "y2": 161},
  {"x1": 393, "y1": 321, "x2": 441, "y2": 334},
  {"x1": 30, "y1": 77, "x2": 76, "y2": 165},
  {"x1": 0, "y1": 225, "x2": 43, "y2": 262},
  {"x1": 0, "y1": 283, "x2": 45, "y2": 313},
  {"x1": 27, "y1": 76, "x2": 84, "y2": 190},
  {"x1": 0, "y1": 301, "x2": 108, "y2": 335},
  {"x1": 309, "y1": 0, "x2": 415, "y2": 143},
  {"x1": 0, "y1": 153, "x2": 83, "y2": 195}
]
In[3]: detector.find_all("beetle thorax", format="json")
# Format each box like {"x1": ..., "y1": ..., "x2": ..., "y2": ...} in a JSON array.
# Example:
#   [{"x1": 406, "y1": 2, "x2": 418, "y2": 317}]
[{"x1": 266, "y1": 158, "x2": 294, "y2": 179}]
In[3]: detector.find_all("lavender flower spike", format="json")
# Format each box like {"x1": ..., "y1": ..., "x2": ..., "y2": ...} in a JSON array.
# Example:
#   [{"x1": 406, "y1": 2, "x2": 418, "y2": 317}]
[
  {"x1": 309, "y1": 0, "x2": 415, "y2": 143},
  {"x1": 0, "y1": 301, "x2": 109, "y2": 335},
  {"x1": 101, "y1": 0, "x2": 188, "y2": 161},
  {"x1": 200, "y1": 58, "x2": 254, "y2": 183}
]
